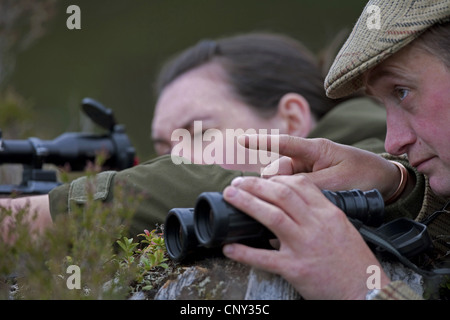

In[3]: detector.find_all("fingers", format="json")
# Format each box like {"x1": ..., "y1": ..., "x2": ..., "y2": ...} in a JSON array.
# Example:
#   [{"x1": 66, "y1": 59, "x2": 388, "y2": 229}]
[
  {"x1": 222, "y1": 183, "x2": 299, "y2": 241},
  {"x1": 231, "y1": 175, "x2": 331, "y2": 211},
  {"x1": 222, "y1": 243, "x2": 283, "y2": 275},
  {"x1": 261, "y1": 156, "x2": 294, "y2": 178},
  {"x1": 239, "y1": 134, "x2": 338, "y2": 175},
  {"x1": 238, "y1": 134, "x2": 322, "y2": 161},
  {"x1": 240, "y1": 134, "x2": 396, "y2": 196},
  {"x1": 224, "y1": 175, "x2": 329, "y2": 233}
]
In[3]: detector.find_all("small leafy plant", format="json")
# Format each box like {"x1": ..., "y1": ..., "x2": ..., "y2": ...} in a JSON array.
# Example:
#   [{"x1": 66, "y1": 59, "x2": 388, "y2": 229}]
[
  {"x1": 137, "y1": 228, "x2": 169, "y2": 271},
  {"x1": 117, "y1": 226, "x2": 175, "y2": 294}
]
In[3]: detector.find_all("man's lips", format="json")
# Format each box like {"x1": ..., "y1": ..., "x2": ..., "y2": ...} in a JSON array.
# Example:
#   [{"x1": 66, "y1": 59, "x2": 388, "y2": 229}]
[{"x1": 410, "y1": 157, "x2": 434, "y2": 171}]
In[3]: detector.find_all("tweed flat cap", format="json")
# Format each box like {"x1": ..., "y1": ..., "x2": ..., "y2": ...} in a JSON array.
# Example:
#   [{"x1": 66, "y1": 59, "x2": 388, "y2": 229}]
[{"x1": 325, "y1": 0, "x2": 450, "y2": 99}]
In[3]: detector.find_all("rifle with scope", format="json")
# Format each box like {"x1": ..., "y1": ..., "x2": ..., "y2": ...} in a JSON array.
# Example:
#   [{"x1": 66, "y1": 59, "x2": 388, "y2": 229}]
[{"x1": 0, "y1": 97, "x2": 137, "y2": 195}]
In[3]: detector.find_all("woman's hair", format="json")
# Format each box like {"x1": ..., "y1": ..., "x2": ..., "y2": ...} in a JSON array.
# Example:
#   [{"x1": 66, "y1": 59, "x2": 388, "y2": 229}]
[
  {"x1": 155, "y1": 32, "x2": 339, "y2": 120},
  {"x1": 415, "y1": 21, "x2": 450, "y2": 68}
]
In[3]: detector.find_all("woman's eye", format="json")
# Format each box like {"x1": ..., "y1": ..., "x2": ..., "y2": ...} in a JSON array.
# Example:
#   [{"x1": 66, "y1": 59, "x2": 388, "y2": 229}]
[{"x1": 395, "y1": 87, "x2": 410, "y2": 101}]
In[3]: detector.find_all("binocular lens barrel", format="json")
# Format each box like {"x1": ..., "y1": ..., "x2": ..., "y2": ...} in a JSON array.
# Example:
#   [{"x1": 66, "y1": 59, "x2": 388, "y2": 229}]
[
  {"x1": 321, "y1": 189, "x2": 384, "y2": 227},
  {"x1": 164, "y1": 207, "x2": 223, "y2": 261},
  {"x1": 164, "y1": 208, "x2": 197, "y2": 261},
  {"x1": 164, "y1": 189, "x2": 384, "y2": 262},
  {"x1": 194, "y1": 192, "x2": 274, "y2": 248}
]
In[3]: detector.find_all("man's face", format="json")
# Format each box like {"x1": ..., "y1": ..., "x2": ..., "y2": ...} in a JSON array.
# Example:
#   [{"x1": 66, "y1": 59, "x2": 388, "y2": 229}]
[{"x1": 365, "y1": 43, "x2": 450, "y2": 197}]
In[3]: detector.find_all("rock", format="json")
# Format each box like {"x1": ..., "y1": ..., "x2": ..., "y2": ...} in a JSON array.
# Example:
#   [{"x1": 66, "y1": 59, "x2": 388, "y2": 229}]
[
  {"x1": 129, "y1": 291, "x2": 147, "y2": 300},
  {"x1": 154, "y1": 258, "x2": 300, "y2": 300},
  {"x1": 244, "y1": 268, "x2": 301, "y2": 300},
  {"x1": 380, "y1": 258, "x2": 424, "y2": 296},
  {"x1": 154, "y1": 255, "x2": 428, "y2": 300}
]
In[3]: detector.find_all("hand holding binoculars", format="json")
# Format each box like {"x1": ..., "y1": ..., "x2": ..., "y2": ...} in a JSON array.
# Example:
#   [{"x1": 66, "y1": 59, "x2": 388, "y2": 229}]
[{"x1": 164, "y1": 189, "x2": 385, "y2": 262}]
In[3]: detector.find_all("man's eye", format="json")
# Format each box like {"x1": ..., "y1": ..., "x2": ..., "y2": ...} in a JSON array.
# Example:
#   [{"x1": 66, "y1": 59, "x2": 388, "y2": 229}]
[{"x1": 395, "y1": 87, "x2": 410, "y2": 101}]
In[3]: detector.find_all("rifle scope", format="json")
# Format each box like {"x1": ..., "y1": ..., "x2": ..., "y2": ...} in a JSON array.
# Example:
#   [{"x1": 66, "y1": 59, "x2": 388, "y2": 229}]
[
  {"x1": 0, "y1": 98, "x2": 135, "y2": 171},
  {"x1": 164, "y1": 189, "x2": 384, "y2": 261}
]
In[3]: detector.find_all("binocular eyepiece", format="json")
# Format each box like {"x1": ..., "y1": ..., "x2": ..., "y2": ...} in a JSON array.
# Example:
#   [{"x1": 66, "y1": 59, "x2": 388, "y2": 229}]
[{"x1": 164, "y1": 189, "x2": 384, "y2": 262}]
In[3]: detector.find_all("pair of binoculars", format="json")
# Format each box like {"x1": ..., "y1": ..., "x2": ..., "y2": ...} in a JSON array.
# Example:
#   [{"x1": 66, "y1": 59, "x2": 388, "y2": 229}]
[{"x1": 164, "y1": 189, "x2": 385, "y2": 262}]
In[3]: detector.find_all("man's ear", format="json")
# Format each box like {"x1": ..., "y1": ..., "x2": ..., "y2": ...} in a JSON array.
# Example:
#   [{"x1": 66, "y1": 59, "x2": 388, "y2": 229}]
[{"x1": 277, "y1": 93, "x2": 314, "y2": 137}]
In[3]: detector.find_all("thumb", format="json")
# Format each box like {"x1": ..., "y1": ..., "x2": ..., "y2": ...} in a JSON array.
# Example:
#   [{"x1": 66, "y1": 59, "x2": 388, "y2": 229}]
[{"x1": 261, "y1": 156, "x2": 294, "y2": 178}]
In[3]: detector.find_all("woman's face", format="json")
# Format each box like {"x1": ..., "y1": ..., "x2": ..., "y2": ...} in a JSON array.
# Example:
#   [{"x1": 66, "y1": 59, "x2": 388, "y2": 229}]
[
  {"x1": 151, "y1": 62, "x2": 285, "y2": 173},
  {"x1": 365, "y1": 43, "x2": 450, "y2": 197}
]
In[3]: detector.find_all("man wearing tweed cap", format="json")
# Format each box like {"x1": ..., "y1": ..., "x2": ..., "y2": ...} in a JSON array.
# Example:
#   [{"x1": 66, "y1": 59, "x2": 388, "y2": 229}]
[{"x1": 222, "y1": 0, "x2": 450, "y2": 300}]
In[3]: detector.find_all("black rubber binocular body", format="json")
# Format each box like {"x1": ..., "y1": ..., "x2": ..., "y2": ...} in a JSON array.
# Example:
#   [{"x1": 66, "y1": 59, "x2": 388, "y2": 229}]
[{"x1": 164, "y1": 189, "x2": 385, "y2": 262}]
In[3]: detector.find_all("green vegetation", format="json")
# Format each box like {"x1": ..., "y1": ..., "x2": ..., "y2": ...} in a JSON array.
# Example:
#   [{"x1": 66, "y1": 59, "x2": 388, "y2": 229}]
[{"x1": 0, "y1": 165, "x2": 176, "y2": 300}]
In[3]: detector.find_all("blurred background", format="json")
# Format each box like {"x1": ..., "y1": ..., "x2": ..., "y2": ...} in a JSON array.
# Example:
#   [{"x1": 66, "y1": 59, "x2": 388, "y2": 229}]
[{"x1": 1, "y1": 0, "x2": 366, "y2": 162}]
